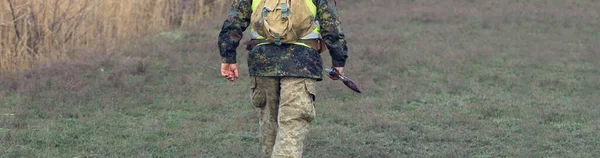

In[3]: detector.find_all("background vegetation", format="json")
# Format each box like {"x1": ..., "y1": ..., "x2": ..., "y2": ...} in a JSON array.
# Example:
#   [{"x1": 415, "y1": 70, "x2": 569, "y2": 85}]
[
  {"x1": 0, "y1": 0, "x2": 226, "y2": 72},
  {"x1": 1, "y1": 0, "x2": 599, "y2": 157}
]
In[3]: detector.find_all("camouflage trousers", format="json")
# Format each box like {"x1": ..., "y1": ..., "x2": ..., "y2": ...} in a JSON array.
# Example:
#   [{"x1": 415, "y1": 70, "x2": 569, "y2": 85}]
[{"x1": 251, "y1": 76, "x2": 317, "y2": 158}]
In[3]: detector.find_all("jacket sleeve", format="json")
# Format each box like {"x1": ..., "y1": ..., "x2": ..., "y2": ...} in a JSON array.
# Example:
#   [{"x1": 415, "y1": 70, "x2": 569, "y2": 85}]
[
  {"x1": 218, "y1": 0, "x2": 252, "y2": 64},
  {"x1": 316, "y1": 0, "x2": 348, "y2": 67}
]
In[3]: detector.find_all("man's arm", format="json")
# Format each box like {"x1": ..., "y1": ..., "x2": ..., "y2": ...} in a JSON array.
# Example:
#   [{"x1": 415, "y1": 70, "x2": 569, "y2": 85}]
[
  {"x1": 218, "y1": 0, "x2": 251, "y2": 85},
  {"x1": 218, "y1": 0, "x2": 252, "y2": 64},
  {"x1": 316, "y1": 0, "x2": 348, "y2": 68}
]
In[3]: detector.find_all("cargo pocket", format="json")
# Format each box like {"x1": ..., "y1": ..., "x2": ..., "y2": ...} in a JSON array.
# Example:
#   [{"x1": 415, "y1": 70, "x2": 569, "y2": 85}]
[
  {"x1": 304, "y1": 79, "x2": 316, "y2": 102},
  {"x1": 251, "y1": 77, "x2": 267, "y2": 108},
  {"x1": 304, "y1": 79, "x2": 317, "y2": 121}
]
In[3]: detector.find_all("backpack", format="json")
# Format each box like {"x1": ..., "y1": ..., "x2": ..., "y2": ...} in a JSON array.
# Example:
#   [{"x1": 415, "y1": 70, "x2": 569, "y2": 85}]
[{"x1": 250, "y1": 0, "x2": 317, "y2": 45}]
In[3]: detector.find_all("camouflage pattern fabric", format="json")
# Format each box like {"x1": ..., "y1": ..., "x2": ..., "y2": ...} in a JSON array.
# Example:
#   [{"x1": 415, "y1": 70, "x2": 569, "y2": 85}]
[
  {"x1": 218, "y1": 0, "x2": 348, "y2": 81},
  {"x1": 249, "y1": 44, "x2": 324, "y2": 80},
  {"x1": 252, "y1": 77, "x2": 280, "y2": 157},
  {"x1": 251, "y1": 77, "x2": 316, "y2": 158}
]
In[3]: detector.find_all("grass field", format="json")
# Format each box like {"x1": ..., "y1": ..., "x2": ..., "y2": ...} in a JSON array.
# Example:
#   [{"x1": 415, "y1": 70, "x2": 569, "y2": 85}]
[{"x1": 1, "y1": 0, "x2": 599, "y2": 157}]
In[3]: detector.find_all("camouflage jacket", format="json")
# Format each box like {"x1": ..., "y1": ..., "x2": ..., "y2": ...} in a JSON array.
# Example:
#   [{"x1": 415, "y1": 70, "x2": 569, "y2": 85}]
[{"x1": 218, "y1": 0, "x2": 348, "y2": 80}]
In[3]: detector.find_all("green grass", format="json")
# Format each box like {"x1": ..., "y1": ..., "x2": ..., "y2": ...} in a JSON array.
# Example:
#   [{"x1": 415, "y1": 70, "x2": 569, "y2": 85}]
[{"x1": 1, "y1": 0, "x2": 599, "y2": 157}]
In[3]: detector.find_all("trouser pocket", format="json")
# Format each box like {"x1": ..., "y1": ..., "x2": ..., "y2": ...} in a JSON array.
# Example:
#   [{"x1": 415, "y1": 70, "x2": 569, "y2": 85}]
[{"x1": 251, "y1": 77, "x2": 267, "y2": 108}]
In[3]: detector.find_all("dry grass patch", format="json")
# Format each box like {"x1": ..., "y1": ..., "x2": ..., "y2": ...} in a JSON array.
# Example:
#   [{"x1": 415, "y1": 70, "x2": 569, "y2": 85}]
[{"x1": 0, "y1": 0, "x2": 226, "y2": 72}]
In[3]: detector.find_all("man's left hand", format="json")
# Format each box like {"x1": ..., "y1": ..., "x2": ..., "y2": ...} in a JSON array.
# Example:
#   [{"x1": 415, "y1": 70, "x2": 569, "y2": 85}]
[{"x1": 221, "y1": 63, "x2": 239, "y2": 85}]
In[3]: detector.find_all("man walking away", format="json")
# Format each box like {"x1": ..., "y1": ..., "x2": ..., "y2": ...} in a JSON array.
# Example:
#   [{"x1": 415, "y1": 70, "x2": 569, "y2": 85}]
[{"x1": 218, "y1": 0, "x2": 348, "y2": 157}]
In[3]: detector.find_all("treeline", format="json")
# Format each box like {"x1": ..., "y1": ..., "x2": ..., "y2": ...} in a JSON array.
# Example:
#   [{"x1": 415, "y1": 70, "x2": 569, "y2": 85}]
[{"x1": 0, "y1": 0, "x2": 226, "y2": 72}]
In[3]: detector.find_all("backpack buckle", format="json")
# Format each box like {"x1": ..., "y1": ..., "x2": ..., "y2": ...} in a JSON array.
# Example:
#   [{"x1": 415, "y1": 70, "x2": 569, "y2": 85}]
[
  {"x1": 262, "y1": 8, "x2": 269, "y2": 18},
  {"x1": 281, "y1": 3, "x2": 289, "y2": 19},
  {"x1": 274, "y1": 33, "x2": 282, "y2": 45}
]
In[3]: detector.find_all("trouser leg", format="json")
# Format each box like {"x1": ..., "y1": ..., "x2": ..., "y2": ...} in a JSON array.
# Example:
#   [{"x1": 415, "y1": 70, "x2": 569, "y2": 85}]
[
  {"x1": 271, "y1": 77, "x2": 316, "y2": 158},
  {"x1": 251, "y1": 77, "x2": 280, "y2": 157}
]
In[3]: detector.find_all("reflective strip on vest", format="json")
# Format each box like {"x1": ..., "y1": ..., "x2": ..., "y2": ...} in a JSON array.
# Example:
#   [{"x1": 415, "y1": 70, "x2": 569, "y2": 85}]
[
  {"x1": 256, "y1": 42, "x2": 311, "y2": 48},
  {"x1": 300, "y1": 21, "x2": 320, "y2": 40},
  {"x1": 250, "y1": 0, "x2": 321, "y2": 47}
]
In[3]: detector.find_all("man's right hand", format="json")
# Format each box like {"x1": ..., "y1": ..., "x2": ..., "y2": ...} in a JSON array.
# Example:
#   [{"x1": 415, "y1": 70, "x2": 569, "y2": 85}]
[
  {"x1": 327, "y1": 67, "x2": 344, "y2": 80},
  {"x1": 221, "y1": 63, "x2": 239, "y2": 85}
]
